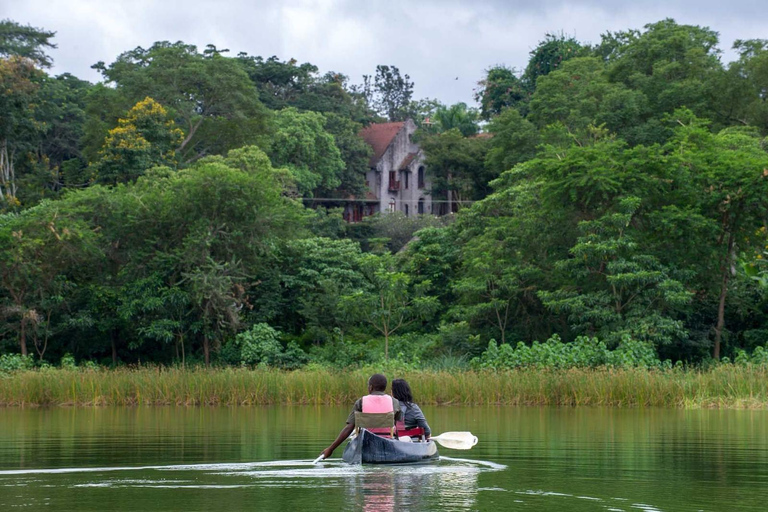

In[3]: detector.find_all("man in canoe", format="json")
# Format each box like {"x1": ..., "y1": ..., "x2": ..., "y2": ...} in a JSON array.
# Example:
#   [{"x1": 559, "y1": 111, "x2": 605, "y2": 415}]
[{"x1": 319, "y1": 373, "x2": 401, "y2": 460}]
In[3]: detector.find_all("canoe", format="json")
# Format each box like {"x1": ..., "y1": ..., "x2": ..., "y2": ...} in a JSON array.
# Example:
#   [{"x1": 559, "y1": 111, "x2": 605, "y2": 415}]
[{"x1": 342, "y1": 428, "x2": 439, "y2": 465}]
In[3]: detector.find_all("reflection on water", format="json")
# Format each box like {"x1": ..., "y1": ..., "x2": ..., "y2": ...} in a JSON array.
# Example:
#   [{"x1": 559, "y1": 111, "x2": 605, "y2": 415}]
[
  {"x1": 0, "y1": 457, "x2": 501, "y2": 511},
  {"x1": 0, "y1": 406, "x2": 766, "y2": 511}
]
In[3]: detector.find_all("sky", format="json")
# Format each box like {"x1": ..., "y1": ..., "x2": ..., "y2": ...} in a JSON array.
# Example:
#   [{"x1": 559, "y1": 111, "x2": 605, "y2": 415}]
[{"x1": 2, "y1": 0, "x2": 767, "y2": 106}]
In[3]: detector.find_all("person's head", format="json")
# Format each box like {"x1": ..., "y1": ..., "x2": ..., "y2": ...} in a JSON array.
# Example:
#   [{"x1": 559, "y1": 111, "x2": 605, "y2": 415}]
[
  {"x1": 367, "y1": 373, "x2": 387, "y2": 393},
  {"x1": 391, "y1": 378, "x2": 413, "y2": 405}
]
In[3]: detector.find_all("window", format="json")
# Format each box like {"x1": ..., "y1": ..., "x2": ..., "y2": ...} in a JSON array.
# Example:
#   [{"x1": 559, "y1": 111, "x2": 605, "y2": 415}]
[
  {"x1": 417, "y1": 166, "x2": 425, "y2": 189},
  {"x1": 404, "y1": 171, "x2": 409, "y2": 189},
  {"x1": 388, "y1": 199, "x2": 396, "y2": 213},
  {"x1": 418, "y1": 198, "x2": 424, "y2": 215},
  {"x1": 404, "y1": 204, "x2": 409, "y2": 217}
]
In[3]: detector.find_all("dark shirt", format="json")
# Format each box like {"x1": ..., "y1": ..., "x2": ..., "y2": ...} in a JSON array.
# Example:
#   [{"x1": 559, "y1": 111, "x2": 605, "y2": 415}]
[
  {"x1": 399, "y1": 402, "x2": 431, "y2": 436},
  {"x1": 346, "y1": 391, "x2": 401, "y2": 425}
]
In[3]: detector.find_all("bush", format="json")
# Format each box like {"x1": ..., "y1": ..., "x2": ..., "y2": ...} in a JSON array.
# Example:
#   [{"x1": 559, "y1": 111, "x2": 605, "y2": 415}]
[
  {"x1": 61, "y1": 353, "x2": 77, "y2": 369},
  {"x1": 471, "y1": 334, "x2": 665, "y2": 370},
  {"x1": 0, "y1": 353, "x2": 34, "y2": 374},
  {"x1": 734, "y1": 345, "x2": 768, "y2": 366},
  {"x1": 234, "y1": 323, "x2": 308, "y2": 369}
]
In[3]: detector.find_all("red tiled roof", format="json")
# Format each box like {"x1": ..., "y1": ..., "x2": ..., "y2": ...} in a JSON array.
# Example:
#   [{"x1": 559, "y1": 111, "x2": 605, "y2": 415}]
[
  {"x1": 359, "y1": 122, "x2": 405, "y2": 166},
  {"x1": 399, "y1": 152, "x2": 418, "y2": 170}
]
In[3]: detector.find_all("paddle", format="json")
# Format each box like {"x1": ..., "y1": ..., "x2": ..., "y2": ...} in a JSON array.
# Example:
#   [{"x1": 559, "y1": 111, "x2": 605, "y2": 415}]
[
  {"x1": 430, "y1": 432, "x2": 478, "y2": 450},
  {"x1": 312, "y1": 455, "x2": 325, "y2": 464}
]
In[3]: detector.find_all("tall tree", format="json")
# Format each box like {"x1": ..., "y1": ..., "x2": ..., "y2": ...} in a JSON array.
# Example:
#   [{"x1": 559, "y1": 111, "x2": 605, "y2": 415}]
[
  {"x1": 95, "y1": 97, "x2": 184, "y2": 184},
  {"x1": 363, "y1": 65, "x2": 414, "y2": 121},
  {"x1": 267, "y1": 108, "x2": 345, "y2": 196},
  {"x1": 0, "y1": 19, "x2": 56, "y2": 68},
  {"x1": 669, "y1": 115, "x2": 768, "y2": 358},
  {"x1": 340, "y1": 253, "x2": 438, "y2": 360},
  {"x1": 0, "y1": 56, "x2": 43, "y2": 208},
  {"x1": 522, "y1": 33, "x2": 586, "y2": 89},
  {"x1": 94, "y1": 42, "x2": 270, "y2": 161},
  {"x1": 475, "y1": 66, "x2": 528, "y2": 120}
]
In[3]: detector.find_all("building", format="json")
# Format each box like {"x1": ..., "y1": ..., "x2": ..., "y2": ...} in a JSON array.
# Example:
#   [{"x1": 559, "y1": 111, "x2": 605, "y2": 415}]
[{"x1": 344, "y1": 119, "x2": 432, "y2": 222}]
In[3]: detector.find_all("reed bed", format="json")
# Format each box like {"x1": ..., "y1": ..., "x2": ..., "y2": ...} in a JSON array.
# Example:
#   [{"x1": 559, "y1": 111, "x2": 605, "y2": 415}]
[{"x1": 1, "y1": 365, "x2": 767, "y2": 408}]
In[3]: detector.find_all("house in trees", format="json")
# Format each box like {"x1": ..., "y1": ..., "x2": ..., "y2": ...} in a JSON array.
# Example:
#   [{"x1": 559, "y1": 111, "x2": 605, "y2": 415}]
[{"x1": 344, "y1": 119, "x2": 432, "y2": 222}]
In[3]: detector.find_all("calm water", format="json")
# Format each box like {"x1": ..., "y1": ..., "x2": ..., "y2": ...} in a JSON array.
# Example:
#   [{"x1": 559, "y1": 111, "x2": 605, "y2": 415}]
[{"x1": 0, "y1": 406, "x2": 766, "y2": 511}]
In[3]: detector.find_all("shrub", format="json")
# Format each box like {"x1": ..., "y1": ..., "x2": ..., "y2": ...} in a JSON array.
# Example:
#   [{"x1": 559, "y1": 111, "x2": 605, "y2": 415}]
[
  {"x1": 61, "y1": 353, "x2": 77, "y2": 369},
  {"x1": 234, "y1": 323, "x2": 309, "y2": 369},
  {"x1": 0, "y1": 354, "x2": 34, "y2": 374},
  {"x1": 471, "y1": 334, "x2": 664, "y2": 369}
]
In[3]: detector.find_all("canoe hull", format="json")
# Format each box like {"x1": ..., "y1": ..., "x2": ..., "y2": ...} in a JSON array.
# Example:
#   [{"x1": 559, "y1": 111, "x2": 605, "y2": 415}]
[{"x1": 342, "y1": 429, "x2": 439, "y2": 465}]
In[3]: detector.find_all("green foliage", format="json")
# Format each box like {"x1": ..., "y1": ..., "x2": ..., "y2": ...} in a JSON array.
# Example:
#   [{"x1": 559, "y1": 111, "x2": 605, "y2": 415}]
[
  {"x1": 362, "y1": 65, "x2": 414, "y2": 121},
  {"x1": 267, "y1": 108, "x2": 345, "y2": 196},
  {"x1": 340, "y1": 253, "x2": 439, "y2": 359},
  {"x1": 472, "y1": 334, "x2": 664, "y2": 370},
  {"x1": 734, "y1": 345, "x2": 768, "y2": 366},
  {"x1": 539, "y1": 197, "x2": 692, "y2": 348},
  {"x1": 523, "y1": 32, "x2": 586, "y2": 89},
  {"x1": 4, "y1": 18, "x2": 768, "y2": 372},
  {"x1": 236, "y1": 323, "x2": 300, "y2": 368},
  {"x1": 485, "y1": 108, "x2": 539, "y2": 175},
  {"x1": 357, "y1": 212, "x2": 447, "y2": 254},
  {"x1": 528, "y1": 57, "x2": 646, "y2": 142},
  {"x1": 60, "y1": 352, "x2": 76, "y2": 369},
  {"x1": 427, "y1": 103, "x2": 480, "y2": 137},
  {"x1": 94, "y1": 42, "x2": 270, "y2": 161},
  {"x1": 0, "y1": 353, "x2": 34, "y2": 374},
  {"x1": 95, "y1": 97, "x2": 184, "y2": 184},
  {"x1": 420, "y1": 130, "x2": 492, "y2": 204},
  {"x1": 322, "y1": 113, "x2": 372, "y2": 197},
  {"x1": 0, "y1": 19, "x2": 56, "y2": 68},
  {"x1": 475, "y1": 66, "x2": 528, "y2": 120}
]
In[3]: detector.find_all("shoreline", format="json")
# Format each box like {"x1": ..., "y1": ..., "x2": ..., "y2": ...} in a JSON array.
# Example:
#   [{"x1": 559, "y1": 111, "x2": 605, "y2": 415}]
[{"x1": 1, "y1": 366, "x2": 767, "y2": 409}]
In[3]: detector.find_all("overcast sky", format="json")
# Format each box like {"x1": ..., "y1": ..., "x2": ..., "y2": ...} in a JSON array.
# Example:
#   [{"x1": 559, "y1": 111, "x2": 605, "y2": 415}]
[{"x1": 2, "y1": 0, "x2": 767, "y2": 106}]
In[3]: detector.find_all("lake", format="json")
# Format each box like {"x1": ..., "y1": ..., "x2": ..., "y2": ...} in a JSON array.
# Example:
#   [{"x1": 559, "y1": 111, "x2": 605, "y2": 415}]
[{"x1": 0, "y1": 406, "x2": 766, "y2": 511}]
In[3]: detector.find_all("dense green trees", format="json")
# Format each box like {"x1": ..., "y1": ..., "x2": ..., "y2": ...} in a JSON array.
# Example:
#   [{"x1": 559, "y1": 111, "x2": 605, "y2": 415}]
[{"x1": 1, "y1": 17, "x2": 768, "y2": 368}]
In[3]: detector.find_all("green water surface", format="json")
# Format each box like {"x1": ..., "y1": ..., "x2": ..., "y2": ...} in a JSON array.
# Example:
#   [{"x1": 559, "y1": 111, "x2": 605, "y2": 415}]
[{"x1": 0, "y1": 406, "x2": 766, "y2": 511}]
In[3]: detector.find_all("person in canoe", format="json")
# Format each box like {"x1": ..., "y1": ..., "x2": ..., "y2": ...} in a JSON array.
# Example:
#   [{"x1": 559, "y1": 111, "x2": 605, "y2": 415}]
[
  {"x1": 319, "y1": 373, "x2": 401, "y2": 460},
  {"x1": 392, "y1": 378, "x2": 431, "y2": 441}
]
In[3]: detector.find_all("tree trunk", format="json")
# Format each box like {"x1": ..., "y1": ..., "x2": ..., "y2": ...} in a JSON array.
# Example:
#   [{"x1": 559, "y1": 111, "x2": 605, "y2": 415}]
[
  {"x1": 110, "y1": 329, "x2": 118, "y2": 365},
  {"x1": 203, "y1": 335, "x2": 210, "y2": 367},
  {"x1": 0, "y1": 140, "x2": 18, "y2": 204},
  {"x1": 20, "y1": 319, "x2": 28, "y2": 356},
  {"x1": 713, "y1": 231, "x2": 736, "y2": 359},
  {"x1": 384, "y1": 331, "x2": 389, "y2": 361}
]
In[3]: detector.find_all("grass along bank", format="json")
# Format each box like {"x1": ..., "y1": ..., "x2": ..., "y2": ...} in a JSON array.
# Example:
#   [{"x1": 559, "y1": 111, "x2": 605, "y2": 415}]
[{"x1": 1, "y1": 366, "x2": 767, "y2": 408}]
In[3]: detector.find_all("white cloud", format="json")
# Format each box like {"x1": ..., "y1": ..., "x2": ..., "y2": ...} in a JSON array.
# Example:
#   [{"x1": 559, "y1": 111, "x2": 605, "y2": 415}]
[{"x1": 2, "y1": 0, "x2": 767, "y2": 105}]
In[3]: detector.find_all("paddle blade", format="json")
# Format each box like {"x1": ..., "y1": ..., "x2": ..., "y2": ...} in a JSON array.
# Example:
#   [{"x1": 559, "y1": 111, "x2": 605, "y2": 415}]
[{"x1": 432, "y1": 432, "x2": 478, "y2": 450}]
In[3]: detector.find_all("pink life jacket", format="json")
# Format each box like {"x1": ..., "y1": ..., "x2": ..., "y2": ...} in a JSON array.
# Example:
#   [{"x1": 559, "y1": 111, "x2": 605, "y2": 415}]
[
  {"x1": 360, "y1": 394, "x2": 395, "y2": 437},
  {"x1": 362, "y1": 394, "x2": 394, "y2": 414}
]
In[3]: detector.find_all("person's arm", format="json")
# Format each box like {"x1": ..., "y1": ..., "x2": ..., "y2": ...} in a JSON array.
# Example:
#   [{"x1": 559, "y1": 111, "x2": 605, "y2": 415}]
[
  {"x1": 320, "y1": 399, "x2": 360, "y2": 459},
  {"x1": 411, "y1": 404, "x2": 431, "y2": 438},
  {"x1": 320, "y1": 423, "x2": 354, "y2": 459}
]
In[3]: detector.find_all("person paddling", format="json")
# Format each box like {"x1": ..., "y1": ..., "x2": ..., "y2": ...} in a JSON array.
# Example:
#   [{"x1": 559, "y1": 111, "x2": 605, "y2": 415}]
[
  {"x1": 319, "y1": 373, "x2": 401, "y2": 460},
  {"x1": 392, "y1": 378, "x2": 431, "y2": 440}
]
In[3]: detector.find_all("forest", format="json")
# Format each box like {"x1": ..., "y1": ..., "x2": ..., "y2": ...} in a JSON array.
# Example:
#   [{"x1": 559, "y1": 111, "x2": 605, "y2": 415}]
[{"x1": 1, "y1": 17, "x2": 768, "y2": 372}]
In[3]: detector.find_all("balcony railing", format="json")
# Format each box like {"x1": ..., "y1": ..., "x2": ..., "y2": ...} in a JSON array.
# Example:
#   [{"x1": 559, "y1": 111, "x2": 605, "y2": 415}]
[{"x1": 388, "y1": 180, "x2": 401, "y2": 192}]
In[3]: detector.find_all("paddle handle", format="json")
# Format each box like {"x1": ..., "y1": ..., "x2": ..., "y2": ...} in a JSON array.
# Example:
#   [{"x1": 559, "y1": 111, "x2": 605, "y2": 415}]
[{"x1": 312, "y1": 454, "x2": 325, "y2": 464}]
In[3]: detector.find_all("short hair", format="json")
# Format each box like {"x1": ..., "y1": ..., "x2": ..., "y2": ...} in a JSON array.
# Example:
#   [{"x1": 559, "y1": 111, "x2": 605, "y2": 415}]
[
  {"x1": 392, "y1": 379, "x2": 413, "y2": 405},
  {"x1": 368, "y1": 373, "x2": 387, "y2": 392}
]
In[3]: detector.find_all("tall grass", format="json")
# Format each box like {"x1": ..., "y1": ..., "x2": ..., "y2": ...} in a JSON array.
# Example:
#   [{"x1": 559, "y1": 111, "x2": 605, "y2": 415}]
[{"x1": 1, "y1": 365, "x2": 767, "y2": 408}]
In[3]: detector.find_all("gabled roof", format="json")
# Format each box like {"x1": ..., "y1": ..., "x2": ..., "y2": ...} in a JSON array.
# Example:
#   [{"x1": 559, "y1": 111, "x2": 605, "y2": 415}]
[
  {"x1": 359, "y1": 122, "x2": 405, "y2": 166},
  {"x1": 399, "y1": 151, "x2": 419, "y2": 170}
]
